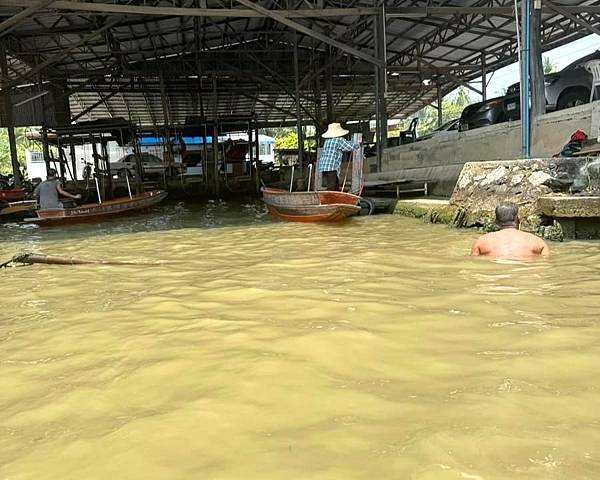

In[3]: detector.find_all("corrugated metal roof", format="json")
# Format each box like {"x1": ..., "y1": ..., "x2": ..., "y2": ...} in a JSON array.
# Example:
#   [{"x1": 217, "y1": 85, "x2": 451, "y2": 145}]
[{"x1": 0, "y1": 0, "x2": 598, "y2": 127}]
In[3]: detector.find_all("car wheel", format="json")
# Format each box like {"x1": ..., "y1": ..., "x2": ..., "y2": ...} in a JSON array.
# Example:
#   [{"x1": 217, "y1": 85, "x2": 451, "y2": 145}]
[
  {"x1": 117, "y1": 168, "x2": 131, "y2": 178},
  {"x1": 556, "y1": 87, "x2": 590, "y2": 110}
]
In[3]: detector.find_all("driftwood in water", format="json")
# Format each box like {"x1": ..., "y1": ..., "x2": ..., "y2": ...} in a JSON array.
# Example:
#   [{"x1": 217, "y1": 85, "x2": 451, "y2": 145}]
[{"x1": 1, "y1": 253, "x2": 155, "y2": 268}]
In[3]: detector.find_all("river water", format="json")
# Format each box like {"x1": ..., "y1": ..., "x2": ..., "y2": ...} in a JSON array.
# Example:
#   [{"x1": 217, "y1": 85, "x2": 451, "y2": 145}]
[{"x1": 1, "y1": 201, "x2": 600, "y2": 479}]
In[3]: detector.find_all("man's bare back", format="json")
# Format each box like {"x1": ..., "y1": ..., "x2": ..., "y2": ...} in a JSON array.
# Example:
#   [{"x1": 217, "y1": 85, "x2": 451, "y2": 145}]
[{"x1": 471, "y1": 228, "x2": 550, "y2": 258}]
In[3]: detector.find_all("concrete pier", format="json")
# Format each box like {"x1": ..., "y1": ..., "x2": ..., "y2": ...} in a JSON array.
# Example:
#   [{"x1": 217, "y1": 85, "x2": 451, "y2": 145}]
[{"x1": 368, "y1": 100, "x2": 600, "y2": 197}]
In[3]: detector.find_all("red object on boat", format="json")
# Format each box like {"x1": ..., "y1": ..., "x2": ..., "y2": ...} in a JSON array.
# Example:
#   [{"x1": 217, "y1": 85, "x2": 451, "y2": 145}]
[
  {"x1": 570, "y1": 130, "x2": 588, "y2": 143},
  {"x1": 262, "y1": 187, "x2": 360, "y2": 222},
  {"x1": 26, "y1": 190, "x2": 168, "y2": 226},
  {"x1": 0, "y1": 188, "x2": 27, "y2": 202}
]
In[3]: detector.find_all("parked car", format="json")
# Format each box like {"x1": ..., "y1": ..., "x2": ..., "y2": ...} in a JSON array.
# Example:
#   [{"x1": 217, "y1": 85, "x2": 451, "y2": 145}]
[
  {"x1": 506, "y1": 50, "x2": 600, "y2": 113},
  {"x1": 458, "y1": 94, "x2": 518, "y2": 131},
  {"x1": 418, "y1": 118, "x2": 459, "y2": 141},
  {"x1": 111, "y1": 153, "x2": 177, "y2": 177}
]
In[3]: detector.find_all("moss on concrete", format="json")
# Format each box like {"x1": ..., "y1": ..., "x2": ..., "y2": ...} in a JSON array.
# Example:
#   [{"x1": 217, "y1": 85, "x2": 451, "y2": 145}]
[
  {"x1": 392, "y1": 198, "x2": 565, "y2": 241},
  {"x1": 393, "y1": 200, "x2": 457, "y2": 225}
]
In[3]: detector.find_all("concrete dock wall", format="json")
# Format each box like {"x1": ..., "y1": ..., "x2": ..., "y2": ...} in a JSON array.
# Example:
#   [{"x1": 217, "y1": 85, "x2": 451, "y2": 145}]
[{"x1": 370, "y1": 100, "x2": 600, "y2": 197}]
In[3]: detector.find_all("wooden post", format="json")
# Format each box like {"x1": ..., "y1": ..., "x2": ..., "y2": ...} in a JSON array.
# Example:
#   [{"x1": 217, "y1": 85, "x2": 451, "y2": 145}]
[
  {"x1": 254, "y1": 121, "x2": 260, "y2": 193},
  {"x1": 90, "y1": 134, "x2": 101, "y2": 200},
  {"x1": 102, "y1": 139, "x2": 113, "y2": 200},
  {"x1": 530, "y1": 3, "x2": 545, "y2": 120},
  {"x1": 0, "y1": 44, "x2": 21, "y2": 187},
  {"x1": 213, "y1": 122, "x2": 220, "y2": 197},
  {"x1": 314, "y1": 63, "x2": 323, "y2": 143},
  {"x1": 248, "y1": 121, "x2": 254, "y2": 180},
  {"x1": 131, "y1": 131, "x2": 144, "y2": 192},
  {"x1": 56, "y1": 135, "x2": 66, "y2": 184},
  {"x1": 69, "y1": 137, "x2": 77, "y2": 184},
  {"x1": 374, "y1": 8, "x2": 387, "y2": 171},
  {"x1": 481, "y1": 53, "x2": 487, "y2": 102},
  {"x1": 437, "y1": 82, "x2": 443, "y2": 128},
  {"x1": 326, "y1": 52, "x2": 334, "y2": 124},
  {"x1": 293, "y1": 32, "x2": 304, "y2": 178},
  {"x1": 42, "y1": 125, "x2": 51, "y2": 177}
]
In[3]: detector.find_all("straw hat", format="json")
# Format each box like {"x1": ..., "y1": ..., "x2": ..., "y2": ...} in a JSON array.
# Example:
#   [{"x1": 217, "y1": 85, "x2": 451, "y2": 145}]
[{"x1": 322, "y1": 122, "x2": 349, "y2": 138}]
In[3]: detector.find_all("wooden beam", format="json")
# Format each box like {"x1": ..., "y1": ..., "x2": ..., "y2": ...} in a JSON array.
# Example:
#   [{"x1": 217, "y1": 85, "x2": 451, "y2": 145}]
[
  {"x1": 0, "y1": 0, "x2": 55, "y2": 38},
  {"x1": 233, "y1": 0, "x2": 384, "y2": 67},
  {"x1": 545, "y1": 0, "x2": 600, "y2": 37}
]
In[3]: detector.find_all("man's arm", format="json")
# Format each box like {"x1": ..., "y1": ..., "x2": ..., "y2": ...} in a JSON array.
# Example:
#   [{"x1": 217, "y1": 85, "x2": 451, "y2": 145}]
[
  {"x1": 470, "y1": 239, "x2": 482, "y2": 256},
  {"x1": 339, "y1": 138, "x2": 359, "y2": 151},
  {"x1": 56, "y1": 183, "x2": 81, "y2": 200}
]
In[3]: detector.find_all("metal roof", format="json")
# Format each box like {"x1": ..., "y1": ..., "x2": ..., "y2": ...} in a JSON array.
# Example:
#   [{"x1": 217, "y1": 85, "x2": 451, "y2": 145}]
[{"x1": 0, "y1": 0, "x2": 599, "y2": 127}]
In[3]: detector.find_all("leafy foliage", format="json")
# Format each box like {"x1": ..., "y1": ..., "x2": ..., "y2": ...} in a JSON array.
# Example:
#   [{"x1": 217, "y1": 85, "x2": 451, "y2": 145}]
[
  {"x1": 543, "y1": 56, "x2": 556, "y2": 74},
  {"x1": 390, "y1": 87, "x2": 473, "y2": 137},
  {"x1": 0, "y1": 128, "x2": 30, "y2": 175},
  {"x1": 269, "y1": 128, "x2": 316, "y2": 151}
]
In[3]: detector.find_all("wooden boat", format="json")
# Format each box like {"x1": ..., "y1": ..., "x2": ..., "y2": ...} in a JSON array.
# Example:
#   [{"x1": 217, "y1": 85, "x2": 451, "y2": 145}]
[
  {"x1": 263, "y1": 132, "x2": 365, "y2": 223},
  {"x1": 0, "y1": 200, "x2": 37, "y2": 219},
  {"x1": 262, "y1": 187, "x2": 360, "y2": 222},
  {"x1": 25, "y1": 190, "x2": 167, "y2": 226},
  {"x1": 0, "y1": 188, "x2": 27, "y2": 202}
]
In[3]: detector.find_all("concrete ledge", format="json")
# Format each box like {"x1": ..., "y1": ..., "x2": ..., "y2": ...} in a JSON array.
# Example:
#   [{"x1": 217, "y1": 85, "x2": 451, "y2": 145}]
[{"x1": 537, "y1": 195, "x2": 600, "y2": 218}]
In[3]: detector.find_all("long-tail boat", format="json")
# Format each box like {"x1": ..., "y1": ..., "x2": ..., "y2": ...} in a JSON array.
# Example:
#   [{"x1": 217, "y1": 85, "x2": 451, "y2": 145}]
[
  {"x1": 262, "y1": 188, "x2": 360, "y2": 222},
  {"x1": 25, "y1": 190, "x2": 167, "y2": 226},
  {"x1": 262, "y1": 132, "x2": 364, "y2": 223}
]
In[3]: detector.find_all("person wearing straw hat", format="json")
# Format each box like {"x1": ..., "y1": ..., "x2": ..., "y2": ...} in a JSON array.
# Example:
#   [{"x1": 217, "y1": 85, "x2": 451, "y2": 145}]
[
  {"x1": 319, "y1": 122, "x2": 360, "y2": 191},
  {"x1": 33, "y1": 169, "x2": 81, "y2": 210}
]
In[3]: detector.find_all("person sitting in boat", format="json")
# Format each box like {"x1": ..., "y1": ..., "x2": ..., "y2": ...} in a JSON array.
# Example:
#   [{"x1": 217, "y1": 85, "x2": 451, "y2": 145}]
[
  {"x1": 33, "y1": 169, "x2": 81, "y2": 210},
  {"x1": 319, "y1": 122, "x2": 360, "y2": 191}
]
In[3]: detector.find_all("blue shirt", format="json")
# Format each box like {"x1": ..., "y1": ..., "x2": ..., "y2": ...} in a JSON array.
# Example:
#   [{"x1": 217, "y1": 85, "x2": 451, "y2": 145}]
[{"x1": 318, "y1": 137, "x2": 359, "y2": 173}]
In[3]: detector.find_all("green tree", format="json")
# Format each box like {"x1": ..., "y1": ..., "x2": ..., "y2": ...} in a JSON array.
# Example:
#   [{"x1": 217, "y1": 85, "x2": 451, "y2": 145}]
[
  {"x1": 543, "y1": 56, "x2": 556, "y2": 74},
  {"x1": 273, "y1": 129, "x2": 316, "y2": 151},
  {"x1": 274, "y1": 131, "x2": 299, "y2": 150},
  {"x1": 391, "y1": 86, "x2": 473, "y2": 137},
  {"x1": 0, "y1": 128, "x2": 30, "y2": 175}
]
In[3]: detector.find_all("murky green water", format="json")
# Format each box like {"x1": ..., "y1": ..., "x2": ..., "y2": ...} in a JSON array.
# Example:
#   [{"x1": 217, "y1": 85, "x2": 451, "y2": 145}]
[{"x1": 2, "y1": 202, "x2": 600, "y2": 479}]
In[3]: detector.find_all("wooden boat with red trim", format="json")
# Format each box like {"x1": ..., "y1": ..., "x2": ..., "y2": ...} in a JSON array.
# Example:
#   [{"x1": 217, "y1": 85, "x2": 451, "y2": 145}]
[
  {"x1": 0, "y1": 188, "x2": 27, "y2": 202},
  {"x1": 262, "y1": 187, "x2": 360, "y2": 222},
  {"x1": 25, "y1": 190, "x2": 168, "y2": 226}
]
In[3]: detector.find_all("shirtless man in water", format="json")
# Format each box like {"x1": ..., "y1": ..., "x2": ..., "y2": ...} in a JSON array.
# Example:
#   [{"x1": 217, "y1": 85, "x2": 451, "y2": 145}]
[{"x1": 470, "y1": 203, "x2": 550, "y2": 258}]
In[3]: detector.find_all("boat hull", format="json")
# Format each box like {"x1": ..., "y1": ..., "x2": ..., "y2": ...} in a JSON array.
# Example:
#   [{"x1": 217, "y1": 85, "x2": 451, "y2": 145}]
[
  {"x1": 0, "y1": 188, "x2": 27, "y2": 202},
  {"x1": 262, "y1": 188, "x2": 360, "y2": 222},
  {"x1": 26, "y1": 190, "x2": 168, "y2": 226}
]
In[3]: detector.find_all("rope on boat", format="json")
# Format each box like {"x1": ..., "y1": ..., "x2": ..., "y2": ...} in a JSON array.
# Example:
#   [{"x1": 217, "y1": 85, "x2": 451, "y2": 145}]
[{"x1": 1, "y1": 253, "x2": 159, "y2": 268}]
